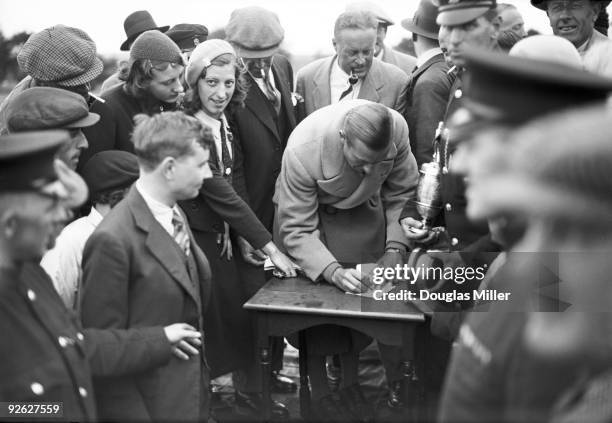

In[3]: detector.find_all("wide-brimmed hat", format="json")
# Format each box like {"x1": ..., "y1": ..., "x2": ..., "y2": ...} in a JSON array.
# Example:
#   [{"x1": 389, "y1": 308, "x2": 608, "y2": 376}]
[
  {"x1": 225, "y1": 6, "x2": 284, "y2": 59},
  {"x1": 17, "y1": 25, "x2": 103, "y2": 87},
  {"x1": 402, "y1": 0, "x2": 440, "y2": 39},
  {"x1": 121, "y1": 10, "x2": 169, "y2": 51},
  {"x1": 531, "y1": 0, "x2": 611, "y2": 11},
  {"x1": 345, "y1": 1, "x2": 395, "y2": 25},
  {"x1": 6, "y1": 87, "x2": 100, "y2": 132},
  {"x1": 433, "y1": 0, "x2": 497, "y2": 26},
  {"x1": 166, "y1": 23, "x2": 209, "y2": 51}
]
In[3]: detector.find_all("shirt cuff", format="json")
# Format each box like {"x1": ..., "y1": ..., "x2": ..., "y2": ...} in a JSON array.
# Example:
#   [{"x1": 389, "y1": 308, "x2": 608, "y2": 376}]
[
  {"x1": 385, "y1": 241, "x2": 408, "y2": 253},
  {"x1": 321, "y1": 262, "x2": 342, "y2": 283}
]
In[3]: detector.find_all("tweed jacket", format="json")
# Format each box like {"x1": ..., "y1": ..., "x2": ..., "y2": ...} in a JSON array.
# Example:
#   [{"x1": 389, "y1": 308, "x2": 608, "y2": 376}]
[
  {"x1": 232, "y1": 54, "x2": 297, "y2": 231},
  {"x1": 295, "y1": 56, "x2": 409, "y2": 121},
  {"x1": 275, "y1": 100, "x2": 418, "y2": 281},
  {"x1": 80, "y1": 187, "x2": 211, "y2": 422}
]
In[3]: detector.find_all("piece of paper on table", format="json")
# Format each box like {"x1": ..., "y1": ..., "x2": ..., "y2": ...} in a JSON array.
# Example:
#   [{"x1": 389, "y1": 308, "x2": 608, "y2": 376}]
[
  {"x1": 264, "y1": 257, "x2": 303, "y2": 273},
  {"x1": 346, "y1": 263, "x2": 394, "y2": 298}
]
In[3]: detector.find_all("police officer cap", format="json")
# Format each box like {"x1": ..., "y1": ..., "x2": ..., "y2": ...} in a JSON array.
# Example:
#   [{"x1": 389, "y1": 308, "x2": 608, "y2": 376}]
[
  {"x1": 433, "y1": 0, "x2": 497, "y2": 26},
  {"x1": 0, "y1": 131, "x2": 67, "y2": 192},
  {"x1": 461, "y1": 47, "x2": 612, "y2": 125}
]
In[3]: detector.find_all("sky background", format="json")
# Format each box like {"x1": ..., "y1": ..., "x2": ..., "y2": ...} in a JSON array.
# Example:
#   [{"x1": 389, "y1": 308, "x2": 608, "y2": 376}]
[{"x1": 0, "y1": 0, "x2": 609, "y2": 59}]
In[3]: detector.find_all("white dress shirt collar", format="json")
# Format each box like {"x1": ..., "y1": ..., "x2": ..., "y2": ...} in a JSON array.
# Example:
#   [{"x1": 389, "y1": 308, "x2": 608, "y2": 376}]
[
  {"x1": 135, "y1": 180, "x2": 179, "y2": 236},
  {"x1": 416, "y1": 47, "x2": 444, "y2": 69},
  {"x1": 330, "y1": 57, "x2": 362, "y2": 103}
]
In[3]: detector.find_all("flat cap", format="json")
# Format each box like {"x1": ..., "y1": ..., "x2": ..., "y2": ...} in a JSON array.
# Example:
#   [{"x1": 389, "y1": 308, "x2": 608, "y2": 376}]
[
  {"x1": 226, "y1": 6, "x2": 284, "y2": 58},
  {"x1": 531, "y1": 0, "x2": 611, "y2": 11},
  {"x1": 6, "y1": 87, "x2": 100, "y2": 132},
  {"x1": 130, "y1": 30, "x2": 184, "y2": 65},
  {"x1": 346, "y1": 2, "x2": 395, "y2": 25},
  {"x1": 402, "y1": 0, "x2": 441, "y2": 39},
  {"x1": 166, "y1": 23, "x2": 209, "y2": 51},
  {"x1": 433, "y1": 0, "x2": 497, "y2": 26},
  {"x1": 121, "y1": 10, "x2": 169, "y2": 51},
  {"x1": 81, "y1": 151, "x2": 139, "y2": 199},
  {"x1": 17, "y1": 25, "x2": 103, "y2": 87},
  {"x1": 0, "y1": 130, "x2": 66, "y2": 192}
]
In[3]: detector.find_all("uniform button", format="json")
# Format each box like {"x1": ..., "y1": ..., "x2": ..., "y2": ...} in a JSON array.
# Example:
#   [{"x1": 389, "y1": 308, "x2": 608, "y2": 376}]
[
  {"x1": 79, "y1": 387, "x2": 88, "y2": 398},
  {"x1": 58, "y1": 336, "x2": 68, "y2": 348},
  {"x1": 442, "y1": 166, "x2": 449, "y2": 175},
  {"x1": 27, "y1": 289, "x2": 36, "y2": 301},
  {"x1": 451, "y1": 237, "x2": 459, "y2": 246},
  {"x1": 224, "y1": 168, "x2": 232, "y2": 176},
  {"x1": 76, "y1": 332, "x2": 84, "y2": 341},
  {"x1": 445, "y1": 203, "x2": 452, "y2": 212},
  {"x1": 31, "y1": 382, "x2": 44, "y2": 395},
  {"x1": 454, "y1": 89, "x2": 463, "y2": 99}
]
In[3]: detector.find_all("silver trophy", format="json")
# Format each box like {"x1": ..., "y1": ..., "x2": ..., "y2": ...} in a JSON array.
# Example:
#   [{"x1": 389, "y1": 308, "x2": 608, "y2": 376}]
[{"x1": 411, "y1": 122, "x2": 445, "y2": 232}]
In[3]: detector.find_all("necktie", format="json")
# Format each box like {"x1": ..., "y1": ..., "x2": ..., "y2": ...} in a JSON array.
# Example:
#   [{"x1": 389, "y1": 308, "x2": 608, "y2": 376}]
[
  {"x1": 262, "y1": 73, "x2": 281, "y2": 114},
  {"x1": 339, "y1": 80, "x2": 354, "y2": 101},
  {"x1": 172, "y1": 209, "x2": 191, "y2": 256},
  {"x1": 219, "y1": 120, "x2": 232, "y2": 179}
]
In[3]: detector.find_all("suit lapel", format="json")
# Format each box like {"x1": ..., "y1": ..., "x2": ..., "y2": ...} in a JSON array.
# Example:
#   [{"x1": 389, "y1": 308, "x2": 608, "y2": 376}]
[
  {"x1": 358, "y1": 59, "x2": 382, "y2": 103},
  {"x1": 127, "y1": 188, "x2": 200, "y2": 307},
  {"x1": 273, "y1": 60, "x2": 297, "y2": 131},
  {"x1": 245, "y1": 75, "x2": 281, "y2": 142},
  {"x1": 312, "y1": 56, "x2": 334, "y2": 110}
]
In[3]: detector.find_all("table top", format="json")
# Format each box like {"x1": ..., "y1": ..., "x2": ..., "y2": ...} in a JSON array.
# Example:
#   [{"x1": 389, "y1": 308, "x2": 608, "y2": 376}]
[{"x1": 244, "y1": 276, "x2": 425, "y2": 323}]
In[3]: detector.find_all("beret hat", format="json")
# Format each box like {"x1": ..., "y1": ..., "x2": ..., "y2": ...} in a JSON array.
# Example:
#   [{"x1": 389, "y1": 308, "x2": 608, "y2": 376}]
[{"x1": 80, "y1": 151, "x2": 139, "y2": 199}]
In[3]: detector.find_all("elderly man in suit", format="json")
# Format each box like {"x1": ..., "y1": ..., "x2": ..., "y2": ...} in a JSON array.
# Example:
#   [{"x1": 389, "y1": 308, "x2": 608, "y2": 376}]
[
  {"x1": 531, "y1": 0, "x2": 612, "y2": 77},
  {"x1": 295, "y1": 10, "x2": 409, "y2": 121},
  {"x1": 274, "y1": 99, "x2": 418, "y2": 418},
  {"x1": 346, "y1": 1, "x2": 418, "y2": 74},
  {"x1": 402, "y1": 0, "x2": 455, "y2": 167},
  {"x1": 80, "y1": 111, "x2": 214, "y2": 422}
]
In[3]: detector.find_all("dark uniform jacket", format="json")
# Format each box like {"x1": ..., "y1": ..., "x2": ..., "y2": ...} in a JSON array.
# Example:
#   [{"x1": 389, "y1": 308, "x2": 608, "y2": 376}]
[
  {"x1": 81, "y1": 187, "x2": 212, "y2": 422},
  {"x1": 0, "y1": 265, "x2": 97, "y2": 421},
  {"x1": 404, "y1": 52, "x2": 455, "y2": 167}
]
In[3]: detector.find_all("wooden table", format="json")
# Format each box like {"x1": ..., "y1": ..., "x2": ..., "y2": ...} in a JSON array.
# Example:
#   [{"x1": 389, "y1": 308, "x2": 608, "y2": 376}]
[{"x1": 243, "y1": 276, "x2": 427, "y2": 421}]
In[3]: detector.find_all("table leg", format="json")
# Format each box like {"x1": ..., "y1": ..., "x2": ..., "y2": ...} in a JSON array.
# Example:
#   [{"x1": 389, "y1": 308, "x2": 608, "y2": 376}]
[
  {"x1": 298, "y1": 330, "x2": 311, "y2": 419},
  {"x1": 260, "y1": 342, "x2": 272, "y2": 420},
  {"x1": 402, "y1": 327, "x2": 419, "y2": 421}
]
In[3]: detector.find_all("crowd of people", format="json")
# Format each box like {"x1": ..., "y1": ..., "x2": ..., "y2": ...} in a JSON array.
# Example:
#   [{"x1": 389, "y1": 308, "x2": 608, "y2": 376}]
[{"x1": 1, "y1": 0, "x2": 611, "y2": 422}]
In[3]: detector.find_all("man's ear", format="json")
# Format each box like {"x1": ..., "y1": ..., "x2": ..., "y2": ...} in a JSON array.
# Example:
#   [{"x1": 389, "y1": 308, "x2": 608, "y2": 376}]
[
  {"x1": 490, "y1": 15, "x2": 502, "y2": 40},
  {"x1": 332, "y1": 38, "x2": 338, "y2": 53},
  {"x1": 591, "y1": 2, "x2": 602, "y2": 22},
  {"x1": 160, "y1": 157, "x2": 176, "y2": 179}
]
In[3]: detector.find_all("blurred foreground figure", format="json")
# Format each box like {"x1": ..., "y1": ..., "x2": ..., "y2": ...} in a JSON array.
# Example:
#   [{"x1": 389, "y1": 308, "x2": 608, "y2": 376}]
[
  {"x1": 438, "y1": 46, "x2": 612, "y2": 422},
  {"x1": 476, "y1": 105, "x2": 612, "y2": 423}
]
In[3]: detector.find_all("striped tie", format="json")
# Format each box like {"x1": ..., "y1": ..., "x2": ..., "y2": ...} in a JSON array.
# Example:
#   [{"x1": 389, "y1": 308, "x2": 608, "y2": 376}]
[{"x1": 172, "y1": 209, "x2": 190, "y2": 256}]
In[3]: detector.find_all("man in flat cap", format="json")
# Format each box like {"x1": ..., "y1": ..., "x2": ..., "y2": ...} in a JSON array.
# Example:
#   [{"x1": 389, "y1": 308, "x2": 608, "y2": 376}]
[
  {"x1": 6, "y1": 87, "x2": 99, "y2": 170},
  {"x1": 402, "y1": 0, "x2": 456, "y2": 167},
  {"x1": 436, "y1": 48, "x2": 612, "y2": 422},
  {"x1": 295, "y1": 10, "x2": 409, "y2": 121},
  {"x1": 225, "y1": 5, "x2": 299, "y2": 409},
  {"x1": 41, "y1": 151, "x2": 139, "y2": 310},
  {"x1": 0, "y1": 25, "x2": 103, "y2": 134},
  {"x1": 346, "y1": 1, "x2": 417, "y2": 74},
  {"x1": 532, "y1": 0, "x2": 612, "y2": 76}
]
